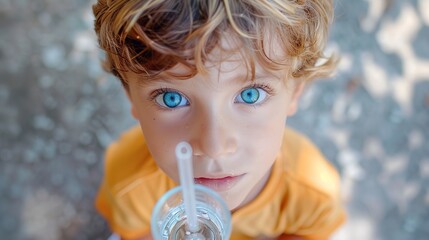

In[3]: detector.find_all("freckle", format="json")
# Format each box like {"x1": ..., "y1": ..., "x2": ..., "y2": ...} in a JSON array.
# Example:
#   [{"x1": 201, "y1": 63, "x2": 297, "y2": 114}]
[{"x1": 153, "y1": 118, "x2": 156, "y2": 121}]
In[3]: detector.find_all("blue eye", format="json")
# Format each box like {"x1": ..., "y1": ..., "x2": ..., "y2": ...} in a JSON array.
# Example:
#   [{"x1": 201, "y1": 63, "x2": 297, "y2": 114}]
[
  {"x1": 236, "y1": 87, "x2": 267, "y2": 104},
  {"x1": 155, "y1": 91, "x2": 189, "y2": 108}
]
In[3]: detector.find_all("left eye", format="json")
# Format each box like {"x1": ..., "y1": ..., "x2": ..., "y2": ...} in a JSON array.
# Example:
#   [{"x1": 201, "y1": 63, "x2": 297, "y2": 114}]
[
  {"x1": 154, "y1": 91, "x2": 189, "y2": 108},
  {"x1": 235, "y1": 87, "x2": 267, "y2": 104}
]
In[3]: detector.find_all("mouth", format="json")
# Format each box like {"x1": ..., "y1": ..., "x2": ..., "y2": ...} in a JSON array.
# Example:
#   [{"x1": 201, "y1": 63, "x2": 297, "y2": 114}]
[{"x1": 194, "y1": 174, "x2": 245, "y2": 192}]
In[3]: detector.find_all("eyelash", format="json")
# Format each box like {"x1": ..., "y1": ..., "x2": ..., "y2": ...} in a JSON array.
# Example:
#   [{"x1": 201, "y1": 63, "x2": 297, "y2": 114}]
[
  {"x1": 148, "y1": 87, "x2": 176, "y2": 101},
  {"x1": 243, "y1": 83, "x2": 275, "y2": 97}
]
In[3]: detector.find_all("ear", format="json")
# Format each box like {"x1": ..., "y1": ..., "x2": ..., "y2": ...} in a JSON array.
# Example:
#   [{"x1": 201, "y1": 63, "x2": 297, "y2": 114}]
[{"x1": 287, "y1": 81, "x2": 306, "y2": 116}]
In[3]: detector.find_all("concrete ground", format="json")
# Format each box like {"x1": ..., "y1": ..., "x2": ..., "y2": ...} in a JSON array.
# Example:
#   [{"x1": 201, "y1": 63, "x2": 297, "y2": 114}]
[{"x1": 1, "y1": 0, "x2": 428, "y2": 239}]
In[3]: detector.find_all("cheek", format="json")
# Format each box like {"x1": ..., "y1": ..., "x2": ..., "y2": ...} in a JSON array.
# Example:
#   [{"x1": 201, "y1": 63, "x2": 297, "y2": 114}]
[
  {"x1": 241, "y1": 101, "x2": 289, "y2": 137},
  {"x1": 251, "y1": 120, "x2": 285, "y2": 159},
  {"x1": 137, "y1": 113, "x2": 190, "y2": 182},
  {"x1": 240, "y1": 100, "x2": 289, "y2": 157}
]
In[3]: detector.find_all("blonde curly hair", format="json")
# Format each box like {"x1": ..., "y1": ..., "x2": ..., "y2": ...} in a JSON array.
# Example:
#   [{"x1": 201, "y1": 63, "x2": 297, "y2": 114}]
[{"x1": 93, "y1": 0, "x2": 336, "y2": 85}]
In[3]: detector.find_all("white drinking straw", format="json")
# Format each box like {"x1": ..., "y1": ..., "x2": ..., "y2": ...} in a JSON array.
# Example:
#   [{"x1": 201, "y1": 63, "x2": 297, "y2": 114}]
[{"x1": 176, "y1": 141, "x2": 200, "y2": 233}]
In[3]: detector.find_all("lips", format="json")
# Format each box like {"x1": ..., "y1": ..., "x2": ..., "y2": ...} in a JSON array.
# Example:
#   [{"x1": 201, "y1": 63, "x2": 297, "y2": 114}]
[{"x1": 194, "y1": 174, "x2": 245, "y2": 192}]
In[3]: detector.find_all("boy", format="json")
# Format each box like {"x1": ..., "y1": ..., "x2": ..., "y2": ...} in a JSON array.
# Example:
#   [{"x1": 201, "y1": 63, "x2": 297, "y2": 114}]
[{"x1": 92, "y1": 0, "x2": 346, "y2": 239}]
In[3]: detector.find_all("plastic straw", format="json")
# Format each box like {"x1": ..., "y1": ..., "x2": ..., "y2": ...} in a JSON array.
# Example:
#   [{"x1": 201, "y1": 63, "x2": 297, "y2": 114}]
[{"x1": 176, "y1": 141, "x2": 200, "y2": 233}]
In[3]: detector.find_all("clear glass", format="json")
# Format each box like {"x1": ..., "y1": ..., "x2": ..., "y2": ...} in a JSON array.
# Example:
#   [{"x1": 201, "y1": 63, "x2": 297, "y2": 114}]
[{"x1": 151, "y1": 184, "x2": 231, "y2": 240}]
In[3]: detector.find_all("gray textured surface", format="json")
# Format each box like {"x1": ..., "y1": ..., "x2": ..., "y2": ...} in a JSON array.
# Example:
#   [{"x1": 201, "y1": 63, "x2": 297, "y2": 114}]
[{"x1": 1, "y1": 0, "x2": 429, "y2": 239}]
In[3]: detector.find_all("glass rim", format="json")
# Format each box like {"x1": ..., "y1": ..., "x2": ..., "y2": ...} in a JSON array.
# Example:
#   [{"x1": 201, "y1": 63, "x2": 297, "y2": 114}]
[{"x1": 150, "y1": 184, "x2": 231, "y2": 239}]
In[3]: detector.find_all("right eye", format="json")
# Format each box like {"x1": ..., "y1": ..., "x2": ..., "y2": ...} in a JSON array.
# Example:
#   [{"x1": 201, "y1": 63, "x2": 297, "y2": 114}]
[
  {"x1": 235, "y1": 86, "x2": 268, "y2": 105},
  {"x1": 154, "y1": 91, "x2": 189, "y2": 108}
]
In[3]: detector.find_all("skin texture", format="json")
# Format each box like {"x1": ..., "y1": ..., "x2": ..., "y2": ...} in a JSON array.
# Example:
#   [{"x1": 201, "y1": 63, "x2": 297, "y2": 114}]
[{"x1": 124, "y1": 37, "x2": 305, "y2": 239}]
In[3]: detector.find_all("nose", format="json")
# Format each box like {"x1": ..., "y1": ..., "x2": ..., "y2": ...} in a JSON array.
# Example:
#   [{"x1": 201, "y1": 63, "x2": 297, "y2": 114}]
[{"x1": 191, "y1": 107, "x2": 237, "y2": 159}]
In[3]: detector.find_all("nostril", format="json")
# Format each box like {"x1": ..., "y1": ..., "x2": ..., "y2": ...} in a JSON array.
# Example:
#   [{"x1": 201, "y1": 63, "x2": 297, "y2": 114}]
[
  {"x1": 188, "y1": 125, "x2": 237, "y2": 158},
  {"x1": 192, "y1": 146, "x2": 204, "y2": 157},
  {"x1": 189, "y1": 140, "x2": 237, "y2": 158},
  {"x1": 192, "y1": 149, "x2": 204, "y2": 156},
  {"x1": 187, "y1": 140, "x2": 203, "y2": 156},
  {"x1": 193, "y1": 153, "x2": 203, "y2": 156}
]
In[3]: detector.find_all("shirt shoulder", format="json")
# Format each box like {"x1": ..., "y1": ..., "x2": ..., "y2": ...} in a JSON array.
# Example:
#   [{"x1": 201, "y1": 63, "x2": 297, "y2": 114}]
[
  {"x1": 103, "y1": 125, "x2": 159, "y2": 188},
  {"x1": 96, "y1": 126, "x2": 175, "y2": 239},
  {"x1": 281, "y1": 127, "x2": 341, "y2": 200},
  {"x1": 231, "y1": 128, "x2": 345, "y2": 239}
]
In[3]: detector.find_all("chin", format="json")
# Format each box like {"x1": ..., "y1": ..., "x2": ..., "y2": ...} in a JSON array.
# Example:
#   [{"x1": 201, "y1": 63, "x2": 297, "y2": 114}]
[{"x1": 221, "y1": 192, "x2": 248, "y2": 212}]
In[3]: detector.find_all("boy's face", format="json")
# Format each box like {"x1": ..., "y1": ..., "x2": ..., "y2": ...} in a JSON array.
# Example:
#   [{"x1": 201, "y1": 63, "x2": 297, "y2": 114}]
[{"x1": 125, "y1": 38, "x2": 303, "y2": 210}]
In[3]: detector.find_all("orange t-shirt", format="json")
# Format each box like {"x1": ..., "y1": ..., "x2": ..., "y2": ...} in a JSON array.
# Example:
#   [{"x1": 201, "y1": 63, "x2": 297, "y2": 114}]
[{"x1": 95, "y1": 126, "x2": 346, "y2": 239}]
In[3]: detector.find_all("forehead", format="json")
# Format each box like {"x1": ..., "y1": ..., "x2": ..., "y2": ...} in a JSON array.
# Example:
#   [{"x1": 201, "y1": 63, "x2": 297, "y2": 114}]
[
  {"x1": 166, "y1": 34, "x2": 287, "y2": 75},
  {"x1": 132, "y1": 33, "x2": 289, "y2": 84}
]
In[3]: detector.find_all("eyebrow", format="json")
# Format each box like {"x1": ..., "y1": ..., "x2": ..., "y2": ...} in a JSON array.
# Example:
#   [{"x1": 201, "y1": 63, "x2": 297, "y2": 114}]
[
  {"x1": 135, "y1": 74, "x2": 178, "y2": 87},
  {"x1": 222, "y1": 72, "x2": 283, "y2": 84},
  {"x1": 135, "y1": 70, "x2": 282, "y2": 88}
]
